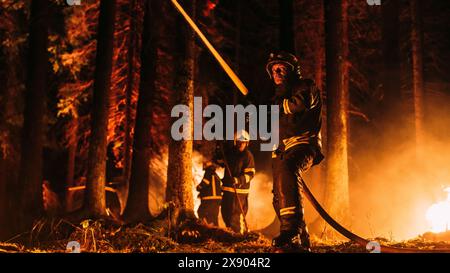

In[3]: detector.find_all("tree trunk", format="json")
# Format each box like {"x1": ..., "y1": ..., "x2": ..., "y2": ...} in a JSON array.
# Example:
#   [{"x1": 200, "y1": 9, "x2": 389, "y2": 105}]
[
  {"x1": 65, "y1": 117, "x2": 78, "y2": 212},
  {"x1": 17, "y1": 0, "x2": 49, "y2": 230},
  {"x1": 410, "y1": 0, "x2": 425, "y2": 156},
  {"x1": 323, "y1": 0, "x2": 350, "y2": 236},
  {"x1": 233, "y1": 0, "x2": 241, "y2": 105},
  {"x1": 165, "y1": 0, "x2": 196, "y2": 225},
  {"x1": 306, "y1": 0, "x2": 327, "y2": 234},
  {"x1": 0, "y1": 151, "x2": 6, "y2": 239},
  {"x1": 314, "y1": 0, "x2": 325, "y2": 96},
  {"x1": 122, "y1": 0, "x2": 159, "y2": 223},
  {"x1": 0, "y1": 10, "x2": 8, "y2": 240},
  {"x1": 279, "y1": 0, "x2": 295, "y2": 53},
  {"x1": 315, "y1": 0, "x2": 326, "y2": 205},
  {"x1": 382, "y1": 0, "x2": 401, "y2": 108},
  {"x1": 380, "y1": 0, "x2": 401, "y2": 151},
  {"x1": 84, "y1": 0, "x2": 117, "y2": 218},
  {"x1": 123, "y1": 0, "x2": 137, "y2": 184}
]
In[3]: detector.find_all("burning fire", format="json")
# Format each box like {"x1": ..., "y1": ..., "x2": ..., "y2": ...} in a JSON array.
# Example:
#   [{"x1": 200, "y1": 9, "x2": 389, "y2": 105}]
[
  {"x1": 192, "y1": 151, "x2": 205, "y2": 217},
  {"x1": 426, "y1": 187, "x2": 450, "y2": 233}
]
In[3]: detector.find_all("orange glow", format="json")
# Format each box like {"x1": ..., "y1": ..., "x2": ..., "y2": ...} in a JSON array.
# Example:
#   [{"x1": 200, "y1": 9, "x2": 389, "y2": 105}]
[
  {"x1": 192, "y1": 152, "x2": 204, "y2": 217},
  {"x1": 426, "y1": 187, "x2": 450, "y2": 233}
]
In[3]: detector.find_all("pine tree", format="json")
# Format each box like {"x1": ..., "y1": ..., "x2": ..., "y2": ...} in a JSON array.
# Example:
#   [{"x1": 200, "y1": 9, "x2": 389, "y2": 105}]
[
  {"x1": 83, "y1": 0, "x2": 117, "y2": 218},
  {"x1": 323, "y1": 0, "x2": 351, "y2": 236}
]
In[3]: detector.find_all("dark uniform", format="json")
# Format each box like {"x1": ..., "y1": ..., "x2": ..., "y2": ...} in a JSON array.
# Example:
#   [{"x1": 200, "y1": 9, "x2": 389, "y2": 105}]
[
  {"x1": 219, "y1": 143, "x2": 255, "y2": 234},
  {"x1": 197, "y1": 165, "x2": 222, "y2": 226},
  {"x1": 267, "y1": 52, "x2": 324, "y2": 250}
]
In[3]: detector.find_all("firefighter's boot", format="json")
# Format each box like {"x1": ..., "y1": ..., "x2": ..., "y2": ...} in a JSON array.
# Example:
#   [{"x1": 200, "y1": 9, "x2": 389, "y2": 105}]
[{"x1": 272, "y1": 215, "x2": 311, "y2": 252}]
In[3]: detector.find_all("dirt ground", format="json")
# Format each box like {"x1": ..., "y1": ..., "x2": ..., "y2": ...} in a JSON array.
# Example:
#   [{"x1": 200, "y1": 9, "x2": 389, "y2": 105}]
[{"x1": 1, "y1": 218, "x2": 450, "y2": 253}]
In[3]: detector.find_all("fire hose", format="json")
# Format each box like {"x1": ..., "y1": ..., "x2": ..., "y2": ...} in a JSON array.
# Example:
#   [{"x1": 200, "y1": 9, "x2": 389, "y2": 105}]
[{"x1": 171, "y1": 0, "x2": 450, "y2": 253}]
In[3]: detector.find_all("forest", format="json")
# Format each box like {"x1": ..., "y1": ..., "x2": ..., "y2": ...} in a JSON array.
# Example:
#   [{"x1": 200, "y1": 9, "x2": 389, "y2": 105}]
[{"x1": 0, "y1": 0, "x2": 450, "y2": 253}]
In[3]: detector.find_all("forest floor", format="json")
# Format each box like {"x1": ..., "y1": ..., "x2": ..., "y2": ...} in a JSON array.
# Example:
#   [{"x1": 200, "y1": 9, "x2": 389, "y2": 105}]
[{"x1": 1, "y1": 218, "x2": 450, "y2": 253}]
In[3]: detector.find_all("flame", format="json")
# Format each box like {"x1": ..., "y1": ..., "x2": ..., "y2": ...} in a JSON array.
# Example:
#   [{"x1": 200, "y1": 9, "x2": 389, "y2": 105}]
[
  {"x1": 426, "y1": 187, "x2": 450, "y2": 233},
  {"x1": 192, "y1": 151, "x2": 204, "y2": 217},
  {"x1": 247, "y1": 173, "x2": 276, "y2": 230}
]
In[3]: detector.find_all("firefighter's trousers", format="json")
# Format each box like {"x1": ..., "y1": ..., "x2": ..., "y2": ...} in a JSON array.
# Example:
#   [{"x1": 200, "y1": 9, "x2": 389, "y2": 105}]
[
  {"x1": 272, "y1": 144, "x2": 316, "y2": 239},
  {"x1": 221, "y1": 191, "x2": 248, "y2": 234},
  {"x1": 198, "y1": 199, "x2": 221, "y2": 226}
]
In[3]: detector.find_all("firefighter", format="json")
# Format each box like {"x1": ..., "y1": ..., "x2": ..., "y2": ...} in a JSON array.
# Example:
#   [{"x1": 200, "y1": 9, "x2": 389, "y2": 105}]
[
  {"x1": 219, "y1": 130, "x2": 255, "y2": 234},
  {"x1": 196, "y1": 162, "x2": 222, "y2": 226},
  {"x1": 266, "y1": 51, "x2": 324, "y2": 251}
]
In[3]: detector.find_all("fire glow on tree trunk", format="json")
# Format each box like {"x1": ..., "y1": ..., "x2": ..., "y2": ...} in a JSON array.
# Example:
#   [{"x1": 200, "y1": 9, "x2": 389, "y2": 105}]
[
  {"x1": 123, "y1": 0, "x2": 138, "y2": 184},
  {"x1": 84, "y1": 0, "x2": 117, "y2": 217},
  {"x1": 323, "y1": 0, "x2": 350, "y2": 232},
  {"x1": 314, "y1": 0, "x2": 327, "y2": 213},
  {"x1": 166, "y1": 0, "x2": 196, "y2": 223},
  {"x1": 122, "y1": 0, "x2": 159, "y2": 223}
]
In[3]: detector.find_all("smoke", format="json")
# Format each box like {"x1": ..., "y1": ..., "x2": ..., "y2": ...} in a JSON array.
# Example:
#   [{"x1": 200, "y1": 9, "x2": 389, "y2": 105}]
[
  {"x1": 345, "y1": 89, "x2": 450, "y2": 241},
  {"x1": 348, "y1": 140, "x2": 450, "y2": 240},
  {"x1": 247, "y1": 173, "x2": 277, "y2": 231},
  {"x1": 147, "y1": 107, "x2": 450, "y2": 241}
]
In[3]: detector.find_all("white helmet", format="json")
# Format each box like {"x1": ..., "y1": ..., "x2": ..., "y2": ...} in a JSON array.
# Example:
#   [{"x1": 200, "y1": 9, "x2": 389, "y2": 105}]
[{"x1": 235, "y1": 129, "x2": 250, "y2": 143}]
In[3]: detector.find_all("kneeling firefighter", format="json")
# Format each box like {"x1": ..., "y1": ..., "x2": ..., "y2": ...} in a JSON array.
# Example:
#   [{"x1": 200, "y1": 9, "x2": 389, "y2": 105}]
[{"x1": 196, "y1": 162, "x2": 222, "y2": 226}]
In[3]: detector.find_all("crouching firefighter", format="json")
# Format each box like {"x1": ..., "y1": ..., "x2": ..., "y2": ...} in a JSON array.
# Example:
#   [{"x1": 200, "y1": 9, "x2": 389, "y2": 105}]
[
  {"x1": 266, "y1": 52, "x2": 324, "y2": 251},
  {"x1": 196, "y1": 162, "x2": 222, "y2": 226},
  {"x1": 219, "y1": 130, "x2": 255, "y2": 234}
]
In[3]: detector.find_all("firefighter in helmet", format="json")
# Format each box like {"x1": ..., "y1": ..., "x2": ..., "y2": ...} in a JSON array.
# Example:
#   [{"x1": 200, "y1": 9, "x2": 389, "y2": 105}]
[
  {"x1": 219, "y1": 130, "x2": 255, "y2": 234},
  {"x1": 196, "y1": 161, "x2": 222, "y2": 226},
  {"x1": 266, "y1": 51, "x2": 324, "y2": 251}
]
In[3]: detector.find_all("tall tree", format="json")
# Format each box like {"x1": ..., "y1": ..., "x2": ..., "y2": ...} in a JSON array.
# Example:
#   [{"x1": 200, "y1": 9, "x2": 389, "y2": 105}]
[
  {"x1": 0, "y1": 2, "x2": 27, "y2": 238},
  {"x1": 311, "y1": 2, "x2": 325, "y2": 91},
  {"x1": 233, "y1": 0, "x2": 241, "y2": 105},
  {"x1": 323, "y1": 0, "x2": 350, "y2": 233},
  {"x1": 122, "y1": 0, "x2": 159, "y2": 223},
  {"x1": 279, "y1": 0, "x2": 295, "y2": 53},
  {"x1": 0, "y1": 49, "x2": 8, "y2": 236},
  {"x1": 17, "y1": 0, "x2": 49, "y2": 229},
  {"x1": 53, "y1": 1, "x2": 99, "y2": 212},
  {"x1": 123, "y1": 0, "x2": 138, "y2": 186},
  {"x1": 293, "y1": 0, "x2": 327, "y2": 233},
  {"x1": 313, "y1": 0, "x2": 327, "y2": 215},
  {"x1": 410, "y1": 0, "x2": 425, "y2": 155},
  {"x1": 380, "y1": 0, "x2": 401, "y2": 136},
  {"x1": 83, "y1": 0, "x2": 117, "y2": 217},
  {"x1": 165, "y1": 0, "x2": 197, "y2": 225}
]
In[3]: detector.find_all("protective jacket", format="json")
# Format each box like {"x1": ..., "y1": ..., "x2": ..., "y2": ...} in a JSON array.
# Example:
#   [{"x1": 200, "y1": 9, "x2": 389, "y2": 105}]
[{"x1": 272, "y1": 78, "x2": 324, "y2": 165}]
